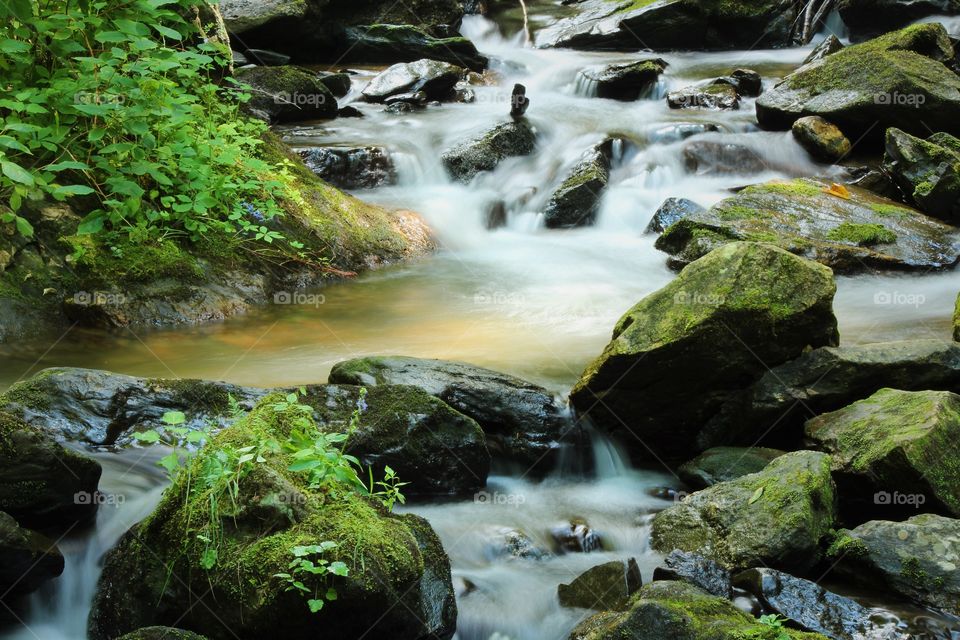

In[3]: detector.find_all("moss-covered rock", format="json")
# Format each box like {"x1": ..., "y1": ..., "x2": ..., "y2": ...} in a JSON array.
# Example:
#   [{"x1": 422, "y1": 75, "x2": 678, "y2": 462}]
[
  {"x1": 542, "y1": 140, "x2": 613, "y2": 228},
  {"x1": 0, "y1": 510, "x2": 64, "y2": 598},
  {"x1": 558, "y1": 558, "x2": 642, "y2": 610},
  {"x1": 805, "y1": 388, "x2": 960, "y2": 520},
  {"x1": 88, "y1": 393, "x2": 457, "y2": 639},
  {"x1": 655, "y1": 178, "x2": 960, "y2": 273},
  {"x1": 882, "y1": 127, "x2": 960, "y2": 222},
  {"x1": 568, "y1": 242, "x2": 838, "y2": 460},
  {"x1": 954, "y1": 293, "x2": 960, "y2": 342},
  {"x1": 580, "y1": 58, "x2": 667, "y2": 101},
  {"x1": 115, "y1": 628, "x2": 209, "y2": 640},
  {"x1": 792, "y1": 115, "x2": 852, "y2": 161},
  {"x1": 569, "y1": 580, "x2": 828, "y2": 640},
  {"x1": 441, "y1": 120, "x2": 537, "y2": 183},
  {"x1": 651, "y1": 451, "x2": 836, "y2": 572},
  {"x1": 678, "y1": 446, "x2": 786, "y2": 489},
  {"x1": 235, "y1": 65, "x2": 337, "y2": 123},
  {"x1": 756, "y1": 23, "x2": 960, "y2": 141}
]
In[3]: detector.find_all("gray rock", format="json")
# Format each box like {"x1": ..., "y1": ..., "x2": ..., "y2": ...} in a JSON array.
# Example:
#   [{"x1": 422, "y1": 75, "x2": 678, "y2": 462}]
[
  {"x1": 0, "y1": 511, "x2": 64, "y2": 598},
  {"x1": 551, "y1": 520, "x2": 602, "y2": 553},
  {"x1": 651, "y1": 550, "x2": 732, "y2": 598},
  {"x1": 361, "y1": 59, "x2": 465, "y2": 103},
  {"x1": 804, "y1": 34, "x2": 844, "y2": 64},
  {"x1": 317, "y1": 71, "x2": 351, "y2": 97},
  {"x1": 235, "y1": 65, "x2": 337, "y2": 123},
  {"x1": 645, "y1": 197, "x2": 706, "y2": 233},
  {"x1": 299, "y1": 146, "x2": 397, "y2": 189},
  {"x1": 340, "y1": 24, "x2": 487, "y2": 72},
  {"x1": 441, "y1": 121, "x2": 537, "y2": 183},
  {"x1": 219, "y1": 0, "x2": 307, "y2": 34},
  {"x1": 558, "y1": 559, "x2": 642, "y2": 610},
  {"x1": 580, "y1": 59, "x2": 667, "y2": 101},
  {"x1": 244, "y1": 48, "x2": 291, "y2": 66},
  {"x1": 543, "y1": 141, "x2": 613, "y2": 228},
  {"x1": 712, "y1": 69, "x2": 762, "y2": 97},
  {"x1": 678, "y1": 446, "x2": 786, "y2": 489},
  {"x1": 667, "y1": 83, "x2": 739, "y2": 110},
  {"x1": 681, "y1": 140, "x2": 767, "y2": 175},
  {"x1": 882, "y1": 127, "x2": 960, "y2": 222}
]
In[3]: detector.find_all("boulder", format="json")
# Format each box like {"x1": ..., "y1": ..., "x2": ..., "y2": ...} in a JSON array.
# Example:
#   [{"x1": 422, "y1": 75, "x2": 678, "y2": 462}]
[
  {"x1": 317, "y1": 71, "x2": 350, "y2": 97},
  {"x1": 681, "y1": 140, "x2": 767, "y2": 175},
  {"x1": 235, "y1": 66, "x2": 337, "y2": 123},
  {"x1": 882, "y1": 127, "x2": 960, "y2": 222},
  {"x1": 441, "y1": 121, "x2": 537, "y2": 183},
  {"x1": 645, "y1": 197, "x2": 706, "y2": 233},
  {"x1": 115, "y1": 629, "x2": 209, "y2": 640},
  {"x1": 340, "y1": 25, "x2": 487, "y2": 72},
  {"x1": 580, "y1": 59, "x2": 667, "y2": 101},
  {"x1": 219, "y1": 0, "x2": 307, "y2": 34},
  {"x1": 361, "y1": 59, "x2": 465, "y2": 103},
  {"x1": 711, "y1": 68, "x2": 762, "y2": 96},
  {"x1": 667, "y1": 83, "x2": 739, "y2": 110},
  {"x1": 88, "y1": 392, "x2": 457, "y2": 639},
  {"x1": 792, "y1": 115, "x2": 852, "y2": 161},
  {"x1": 733, "y1": 567, "x2": 907, "y2": 640},
  {"x1": 830, "y1": 514, "x2": 960, "y2": 616},
  {"x1": 677, "y1": 446, "x2": 786, "y2": 489},
  {"x1": 568, "y1": 242, "x2": 839, "y2": 460},
  {"x1": 805, "y1": 388, "x2": 960, "y2": 519},
  {"x1": 0, "y1": 411, "x2": 102, "y2": 529},
  {"x1": 650, "y1": 550, "x2": 732, "y2": 598},
  {"x1": 542, "y1": 141, "x2": 613, "y2": 228},
  {"x1": 756, "y1": 23, "x2": 960, "y2": 140},
  {"x1": 243, "y1": 48, "x2": 291, "y2": 66},
  {"x1": 700, "y1": 339, "x2": 960, "y2": 449},
  {"x1": 837, "y1": 0, "x2": 960, "y2": 37},
  {"x1": 0, "y1": 511, "x2": 64, "y2": 598},
  {"x1": 569, "y1": 581, "x2": 828, "y2": 640},
  {"x1": 804, "y1": 34, "x2": 844, "y2": 64},
  {"x1": 329, "y1": 355, "x2": 571, "y2": 466},
  {"x1": 298, "y1": 146, "x2": 397, "y2": 189},
  {"x1": 558, "y1": 558, "x2": 642, "y2": 610},
  {"x1": 650, "y1": 451, "x2": 836, "y2": 572},
  {"x1": 655, "y1": 178, "x2": 960, "y2": 273}
]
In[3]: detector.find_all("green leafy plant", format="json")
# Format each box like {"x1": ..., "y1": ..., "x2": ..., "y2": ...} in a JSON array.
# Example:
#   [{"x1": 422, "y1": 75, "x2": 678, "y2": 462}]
[
  {"x1": 273, "y1": 542, "x2": 349, "y2": 613},
  {"x1": 757, "y1": 614, "x2": 791, "y2": 640},
  {"x1": 133, "y1": 409, "x2": 208, "y2": 476}
]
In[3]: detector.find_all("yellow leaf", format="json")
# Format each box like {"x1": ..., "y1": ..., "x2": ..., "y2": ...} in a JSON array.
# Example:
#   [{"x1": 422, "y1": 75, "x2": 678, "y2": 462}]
[{"x1": 823, "y1": 183, "x2": 850, "y2": 199}]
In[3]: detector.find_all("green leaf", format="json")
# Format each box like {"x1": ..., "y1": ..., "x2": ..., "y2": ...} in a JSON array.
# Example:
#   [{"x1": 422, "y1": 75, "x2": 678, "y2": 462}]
[
  {"x1": 4, "y1": 0, "x2": 34, "y2": 21},
  {"x1": 52, "y1": 184, "x2": 96, "y2": 197},
  {"x1": 1, "y1": 160, "x2": 34, "y2": 186},
  {"x1": 748, "y1": 486, "x2": 765, "y2": 505},
  {"x1": 133, "y1": 430, "x2": 161, "y2": 443},
  {"x1": 158, "y1": 452, "x2": 181, "y2": 474},
  {"x1": 329, "y1": 561, "x2": 349, "y2": 576},
  {"x1": 200, "y1": 547, "x2": 218, "y2": 570},
  {"x1": 307, "y1": 599, "x2": 324, "y2": 613},
  {"x1": 45, "y1": 161, "x2": 90, "y2": 172},
  {"x1": 162, "y1": 410, "x2": 186, "y2": 426},
  {"x1": 14, "y1": 216, "x2": 33, "y2": 238},
  {"x1": 76, "y1": 214, "x2": 105, "y2": 235}
]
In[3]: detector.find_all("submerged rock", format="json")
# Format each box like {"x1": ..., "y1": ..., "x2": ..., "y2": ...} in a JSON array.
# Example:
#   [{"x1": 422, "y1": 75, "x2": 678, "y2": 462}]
[
  {"x1": 792, "y1": 115, "x2": 852, "y2": 161},
  {"x1": 882, "y1": 127, "x2": 960, "y2": 222},
  {"x1": 651, "y1": 451, "x2": 836, "y2": 572},
  {"x1": 681, "y1": 140, "x2": 767, "y2": 175},
  {"x1": 667, "y1": 83, "x2": 739, "y2": 110},
  {"x1": 580, "y1": 59, "x2": 666, "y2": 101},
  {"x1": 569, "y1": 242, "x2": 838, "y2": 460},
  {"x1": 361, "y1": 59, "x2": 465, "y2": 103},
  {"x1": 651, "y1": 549, "x2": 732, "y2": 598},
  {"x1": 0, "y1": 511, "x2": 64, "y2": 598},
  {"x1": 235, "y1": 66, "x2": 337, "y2": 123},
  {"x1": 441, "y1": 121, "x2": 537, "y2": 183},
  {"x1": 551, "y1": 520, "x2": 602, "y2": 553},
  {"x1": 558, "y1": 558, "x2": 642, "y2": 610},
  {"x1": 298, "y1": 146, "x2": 397, "y2": 189},
  {"x1": 678, "y1": 446, "x2": 786, "y2": 489},
  {"x1": 542, "y1": 141, "x2": 613, "y2": 228},
  {"x1": 645, "y1": 197, "x2": 706, "y2": 233}
]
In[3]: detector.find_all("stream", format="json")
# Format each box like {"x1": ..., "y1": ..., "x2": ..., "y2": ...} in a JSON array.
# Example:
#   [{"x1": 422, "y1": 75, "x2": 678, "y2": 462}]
[{"x1": 3, "y1": 4, "x2": 960, "y2": 639}]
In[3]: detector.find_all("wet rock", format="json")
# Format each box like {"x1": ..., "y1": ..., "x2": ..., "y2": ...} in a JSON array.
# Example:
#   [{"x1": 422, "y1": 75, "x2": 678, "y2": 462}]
[
  {"x1": 655, "y1": 178, "x2": 960, "y2": 273},
  {"x1": 298, "y1": 146, "x2": 397, "y2": 189},
  {"x1": 792, "y1": 116, "x2": 852, "y2": 161},
  {"x1": 651, "y1": 451, "x2": 836, "y2": 572},
  {"x1": 712, "y1": 68, "x2": 762, "y2": 97},
  {"x1": 0, "y1": 511, "x2": 64, "y2": 598},
  {"x1": 341, "y1": 24, "x2": 487, "y2": 72},
  {"x1": 361, "y1": 59, "x2": 465, "y2": 103},
  {"x1": 329, "y1": 355, "x2": 571, "y2": 467},
  {"x1": 0, "y1": 411, "x2": 102, "y2": 529},
  {"x1": 337, "y1": 105, "x2": 363, "y2": 118},
  {"x1": 231, "y1": 50, "x2": 248, "y2": 65},
  {"x1": 677, "y1": 446, "x2": 786, "y2": 489},
  {"x1": 385, "y1": 101, "x2": 419, "y2": 114},
  {"x1": 384, "y1": 91, "x2": 428, "y2": 106},
  {"x1": 882, "y1": 127, "x2": 960, "y2": 222},
  {"x1": 244, "y1": 48, "x2": 290, "y2": 66},
  {"x1": 645, "y1": 197, "x2": 706, "y2": 233},
  {"x1": 485, "y1": 201, "x2": 507, "y2": 229},
  {"x1": 218, "y1": 0, "x2": 307, "y2": 34},
  {"x1": 235, "y1": 65, "x2": 337, "y2": 123},
  {"x1": 805, "y1": 388, "x2": 960, "y2": 519},
  {"x1": 733, "y1": 567, "x2": 907, "y2": 640},
  {"x1": 837, "y1": 0, "x2": 960, "y2": 37},
  {"x1": 830, "y1": 514, "x2": 960, "y2": 616},
  {"x1": 542, "y1": 141, "x2": 613, "y2": 228},
  {"x1": 580, "y1": 58, "x2": 667, "y2": 101},
  {"x1": 955, "y1": 293, "x2": 960, "y2": 341},
  {"x1": 569, "y1": 242, "x2": 838, "y2": 460},
  {"x1": 115, "y1": 628, "x2": 209, "y2": 640},
  {"x1": 317, "y1": 71, "x2": 351, "y2": 97},
  {"x1": 681, "y1": 140, "x2": 767, "y2": 175},
  {"x1": 845, "y1": 166, "x2": 902, "y2": 200},
  {"x1": 667, "y1": 83, "x2": 739, "y2": 110},
  {"x1": 651, "y1": 550, "x2": 732, "y2": 598},
  {"x1": 551, "y1": 520, "x2": 602, "y2": 553},
  {"x1": 509, "y1": 83, "x2": 529, "y2": 118},
  {"x1": 756, "y1": 23, "x2": 960, "y2": 140},
  {"x1": 486, "y1": 527, "x2": 548, "y2": 560},
  {"x1": 451, "y1": 81, "x2": 475, "y2": 103},
  {"x1": 558, "y1": 558, "x2": 642, "y2": 610},
  {"x1": 804, "y1": 34, "x2": 844, "y2": 64},
  {"x1": 441, "y1": 121, "x2": 537, "y2": 183}
]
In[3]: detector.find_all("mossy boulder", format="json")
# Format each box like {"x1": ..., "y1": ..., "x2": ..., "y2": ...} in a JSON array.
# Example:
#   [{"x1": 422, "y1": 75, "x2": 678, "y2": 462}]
[
  {"x1": 558, "y1": 558, "x2": 642, "y2": 610},
  {"x1": 88, "y1": 393, "x2": 457, "y2": 639},
  {"x1": 0, "y1": 410, "x2": 101, "y2": 529},
  {"x1": 700, "y1": 339, "x2": 960, "y2": 450},
  {"x1": 830, "y1": 514, "x2": 960, "y2": 616},
  {"x1": 542, "y1": 140, "x2": 613, "y2": 228},
  {"x1": 756, "y1": 23, "x2": 960, "y2": 141},
  {"x1": 678, "y1": 446, "x2": 786, "y2": 490},
  {"x1": 360, "y1": 59, "x2": 465, "y2": 103},
  {"x1": 0, "y1": 510, "x2": 64, "y2": 598},
  {"x1": 655, "y1": 178, "x2": 960, "y2": 273},
  {"x1": 792, "y1": 115, "x2": 852, "y2": 161},
  {"x1": 568, "y1": 242, "x2": 838, "y2": 460},
  {"x1": 115, "y1": 628, "x2": 209, "y2": 640},
  {"x1": 805, "y1": 388, "x2": 960, "y2": 520},
  {"x1": 441, "y1": 121, "x2": 537, "y2": 183},
  {"x1": 580, "y1": 58, "x2": 667, "y2": 101},
  {"x1": 569, "y1": 580, "x2": 828, "y2": 640},
  {"x1": 882, "y1": 127, "x2": 960, "y2": 222},
  {"x1": 235, "y1": 66, "x2": 337, "y2": 123},
  {"x1": 651, "y1": 451, "x2": 836, "y2": 572}
]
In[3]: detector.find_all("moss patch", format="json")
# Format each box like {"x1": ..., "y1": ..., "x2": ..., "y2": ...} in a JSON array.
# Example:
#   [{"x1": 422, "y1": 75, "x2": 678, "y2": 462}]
[{"x1": 826, "y1": 222, "x2": 897, "y2": 246}]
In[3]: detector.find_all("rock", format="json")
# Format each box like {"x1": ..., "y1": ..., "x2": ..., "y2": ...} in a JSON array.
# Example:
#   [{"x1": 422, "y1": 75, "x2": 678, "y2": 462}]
[
  {"x1": 441, "y1": 121, "x2": 537, "y2": 183},
  {"x1": 882, "y1": 127, "x2": 960, "y2": 222},
  {"x1": 235, "y1": 66, "x2": 337, "y2": 123},
  {"x1": 804, "y1": 34, "x2": 844, "y2": 64},
  {"x1": 0, "y1": 367, "x2": 269, "y2": 446},
  {"x1": 486, "y1": 527, "x2": 548, "y2": 560},
  {"x1": 647, "y1": 122, "x2": 719, "y2": 144},
  {"x1": 317, "y1": 71, "x2": 350, "y2": 97},
  {"x1": 580, "y1": 59, "x2": 667, "y2": 101},
  {"x1": 701, "y1": 339, "x2": 960, "y2": 449},
  {"x1": 792, "y1": 116, "x2": 852, "y2": 161},
  {"x1": 337, "y1": 105, "x2": 363, "y2": 118},
  {"x1": 329, "y1": 355, "x2": 571, "y2": 467},
  {"x1": 805, "y1": 388, "x2": 960, "y2": 519},
  {"x1": 651, "y1": 451, "x2": 836, "y2": 572},
  {"x1": 509, "y1": 83, "x2": 529, "y2": 118},
  {"x1": 569, "y1": 581, "x2": 828, "y2": 640},
  {"x1": 651, "y1": 550, "x2": 732, "y2": 598},
  {"x1": 542, "y1": 141, "x2": 613, "y2": 228},
  {"x1": 756, "y1": 23, "x2": 960, "y2": 140},
  {"x1": 830, "y1": 514, "x2": 960, "y2": 616},
  {"x1": 231, "y1": 50, "x2": 248, "y2": 65},
  {"x1": 115, "y1": 629, "x2": 209, "y2": 640},
  {"x1": 655, "y1": 178, "x2": 960, "y2": 273},
  {"x1": 244, "y1": 48, "x2": 291, "y2": 66},
  {"x1": 384, "y1": 91, "x2": 428, "y2": 106},
  {"x1": 551, "y1": 520, "x2": 602, "y2": 553},
  {"x1": 88, "y1": 392, "x2": 457, "y2": 639},
  {"x1": 955, "y1": 293, "x2": 960, "y2": 341},
  {"x1": 304, "y1": 384, "x2": 490, "y2": 496},
  {"x1": 0, "y1": 411, "x2": 102, "y2": 529},
  {"x1": 568, "y1": 242, "x2": 838, "y2": 460},
  {"x1": 838, "y1": 0, "x2": 960, "y2": 37},
  {"x1": 558, "y1": 558, "x2": 642, "y2": 610},
  {"x1": 218, "y1": 0, "x2": 307, "y2": 34},
  {"x1": 667, "y1": 83, "x2": 739, "y2": 110},
  {"x1": 645, "y1": 197, "x2": 706, "y2": 233},
  {"x1": 0, "y1": 511, "x2": 64, "y2": 598},
  {"x1": 298, "y1": 146, "x2": 396, "y2": 189},
  {"x1": 678, "y1": 447, "x2": 786, "y2": 490},
  {"x1": 681, "y1": 140, "x2": 767, "y2": 175},
  {"x1": 845, "y1": 166, "x2": 903, "y2": 200},
  {"x1": 712, "y1": 68, "x2": 762, "y2": 97},
  {"x1": 535, "y1": 0, "x2": 797, "y2": 51},
  {"x1": 340, "y1": 25, "x2": 487, "y2": 72},
  {"x1": 361, "y1": 59, "x2": 464, "y2": 103},
  {"x1": 485, "y1": 201, "x2": 507, "y2": 229},
  {"x1": 733, "y1": 567, "x2": 907, "y2": 640}
]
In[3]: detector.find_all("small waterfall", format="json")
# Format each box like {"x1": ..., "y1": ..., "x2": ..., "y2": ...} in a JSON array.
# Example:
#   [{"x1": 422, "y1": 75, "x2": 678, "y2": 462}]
[{"x1": 590, "y1": 431, "x2": 630, "y2": 479}]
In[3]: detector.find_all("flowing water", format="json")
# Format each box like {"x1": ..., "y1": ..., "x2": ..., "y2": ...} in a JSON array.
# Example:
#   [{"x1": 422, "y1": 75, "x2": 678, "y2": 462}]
[{"x1": 3, "y1": 5, "x2": 960, "y2": 639}]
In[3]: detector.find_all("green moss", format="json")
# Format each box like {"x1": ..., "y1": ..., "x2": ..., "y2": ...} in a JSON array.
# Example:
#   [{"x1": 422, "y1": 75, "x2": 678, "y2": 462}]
[
  {"x1": 825, "y1": 529, "x2": 869, "y2": 560},
  {"x1": 147, "y1": 378, "x2": 232, "y2": 415},
  {"x1": 742, "y1": 179, "x2": 823, "y2": 198},
  {"x1": 870, "y1": 203, "x2": 913, "y2": 218},
  {"x1": 826, "y1": 222, "x2": 897, "y2": 246},
  {"x1": 0, "y1": 368, "x2": 57, "y2": 411},
  {"x1": 63, "y1": 235, "x2": 203, "y2": 285}
]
